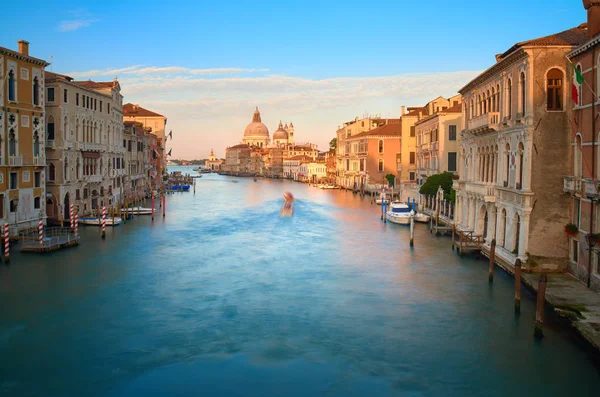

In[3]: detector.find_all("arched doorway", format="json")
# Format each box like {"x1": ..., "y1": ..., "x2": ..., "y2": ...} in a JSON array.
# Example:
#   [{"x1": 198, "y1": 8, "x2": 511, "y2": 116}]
[
  {"x1": 63, "y1": 193, "x2": 70, "y2": 221},
  {"x1": 91, "y1": 190, "x2": 99, "y2": 210},
  {"x1": 477, "y1": 205, "x2": 488, "y2": 239},
  {"x1": 46, "y1": 196, "x2": 56, "y2": 219}
]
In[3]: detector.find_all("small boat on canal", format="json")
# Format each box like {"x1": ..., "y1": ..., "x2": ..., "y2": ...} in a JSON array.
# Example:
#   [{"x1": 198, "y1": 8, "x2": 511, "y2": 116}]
[
  {"x1": 385, "y1": 202, "x2": 411, "y2": 225},
  {"x1": 375, "y1": 193, "x2": 391, "y2": 205},
  {"x1": 414, "y1": 212, "x2": 431, "y2": 223},
  {"x1": 78, "y1": 217, "x2": 123, "y2": 226},
  {"x1": 171, "y1": 185, "x2": 191, "y2": 191},
  {"x1": 120, "y1": 207, "x2": 154, "y2": 215}
]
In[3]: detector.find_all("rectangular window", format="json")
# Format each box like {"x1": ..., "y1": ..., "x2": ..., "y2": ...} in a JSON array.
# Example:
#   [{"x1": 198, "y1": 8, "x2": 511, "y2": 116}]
[
  {"x1": 128, "y1": 141, "x2": 132, "y2": 152},
  {"x1": 20, "y1": 67, "x2": 29, "y2": 80},
  {"x1": 76, "y1": 189, "x2": 81, "y2": 200},
  {"x1": 0, "y1": 195, "x2": 3, "y2": 218},
  {"x1": 34, "y1": 171, "x2": 41, "y2": 187},
  {"x1": 449, "y1": 125, "x2": 457, "y2": 141},
  {"x1": 64, "y1": 89, "x2": 68, "y2": 103},
  {"x1": 410, "y1": 126, "x2": 415, "y2": 137},
  {"x1": 87, "y1": 97, "x2": 90, "y2": 108},
  {"x1": 410, "y1": 152, "x2": 416, "y2": 164},
  {"x1": 9, "y1": 200, "x2": 17, "y2": 213},
  {"x1": 10, "y1": 172, "x2": 18, "y2": 190},
  {"x1": 346, "y1": 159, "x2": 350, "y2": 170},
  {"x1": 108, "y1": 105, "x2": 110, "y2": 114},
  {"x1": 94, "y1": 98, "x2": 97, "y2": 110},
  {"x1": 574, "y1": 198, "x2": 581, "y2": 228},
  {"x1": 448, "y1": 152, "x2": 457, "y2": 172},
  {"x1": 572, "y1": 239, "x2": 579, "y2": 263},
  {"x1": 123, "y1": 139, "x2": 126, "y2": 148},
  {"x1": 409, "y1": 171, "x2": 415, "y2": 181},
  {"x1": 21, "y1": 115, "x2": 30, "y2": 128},
  {"x1": 100, "y1": 101, "x2": 103, "y2": 112},
  {"x1": 34, "y1": 197, "x2": 41, "y2": 209},
  {"x1": 76, "y1": 93, "x2": 79, "y2": 106},
  {"x1": 22, "y1": 171, "x2": 30, "y2": 183},
  {"x1": 47, "y1": 87, "x2": 55, "y2": 102}
]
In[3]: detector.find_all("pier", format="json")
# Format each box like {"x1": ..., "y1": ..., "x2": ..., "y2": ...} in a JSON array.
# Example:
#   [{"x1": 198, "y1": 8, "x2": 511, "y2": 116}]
[{"x1": 19, "y1": 227, "x2": 79, "y2": 253}]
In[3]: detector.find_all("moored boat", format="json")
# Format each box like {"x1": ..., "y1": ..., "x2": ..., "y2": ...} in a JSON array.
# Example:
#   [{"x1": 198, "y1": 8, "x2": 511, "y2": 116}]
[
  {"x1": 414, "y1": 212, "x2": 431, "y2": 223},
  {"x1": 78, "y1": 217, "x2": 123, "y2": 226},
  {"x1": 375, "y1": 192, "x2": 391, "y2": 205},
  {"x1": 385, "y1": 202, "x2": 411, "y2": 225},
  {"x1": 120, "y1": 207, "x2": 154, "y2": 215},
  {"x1": 171, "y1": 185, "x2": 190, "y2": 191}
]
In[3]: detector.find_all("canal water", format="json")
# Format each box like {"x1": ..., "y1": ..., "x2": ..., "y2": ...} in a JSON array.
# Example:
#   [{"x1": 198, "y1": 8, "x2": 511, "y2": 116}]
[{"x1": 1, "y1": 167, "x2": 599, "y2": 396}]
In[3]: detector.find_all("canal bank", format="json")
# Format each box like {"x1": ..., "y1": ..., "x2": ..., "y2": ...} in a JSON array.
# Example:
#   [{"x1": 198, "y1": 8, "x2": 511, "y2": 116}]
[{"x1": 1, "y1": 170, "x2": 599, "y2": 396}]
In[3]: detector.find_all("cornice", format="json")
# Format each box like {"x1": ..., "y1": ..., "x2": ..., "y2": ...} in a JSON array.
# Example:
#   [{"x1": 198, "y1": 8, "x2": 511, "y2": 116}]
[{"x1": 460, "y1": 49, "x2": 527, "y2": 94}]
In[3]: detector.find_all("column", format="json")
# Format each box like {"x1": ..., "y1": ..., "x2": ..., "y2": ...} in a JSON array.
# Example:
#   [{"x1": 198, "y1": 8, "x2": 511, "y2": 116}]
[{"x1": 520, "y1": 211, "x2": 531, "y2": 257}]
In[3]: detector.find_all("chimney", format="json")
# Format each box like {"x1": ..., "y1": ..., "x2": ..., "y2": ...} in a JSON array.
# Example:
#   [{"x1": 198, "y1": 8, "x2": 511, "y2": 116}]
[
  {"x1": 401, "y1": 106, "x2": 406, "y2": 115},
  {"x1": 495, "y1": 54, "x2": 503, "y2": 62},
  {"x1": 584, "y1": 0, "x2": 600, "y2": 38},
  {"x1": 18, "y1": 40, "x2": 29, "y2": 56}
]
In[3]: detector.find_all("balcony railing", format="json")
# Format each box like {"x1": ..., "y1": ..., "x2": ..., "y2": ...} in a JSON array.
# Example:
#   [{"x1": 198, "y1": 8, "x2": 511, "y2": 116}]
[
  {"x1": 46, "y1": 140, "x2": 56, "y2": 149},
  {"x1": 564, "y1": 176, "x2": 582, "y2": 195},
  {"x1": 33, "y1": 156, "x2": 45, "y2": 166},
  {"x1": 80, "y1": 142, "x2": 104, "y2": 152},
  {"x1": 65, "y1": 140, "x2": 73, "y2": 149},
  {"x1": 465, "y1": 182, "x2": 496, "y2": 202},
  {"x1": 9, "y1": 156, "x2": 23, "y2": 166},
  {"x1": 583, "y1": 178, "x2": 600, "y2": 198},
  {"x1": 431, "y1": 141, "x2": 439, "y2": 152},
  {"x1": 466, "y1": 112, "x2": 500, "y2": 135},
  {"x1": 86, "y1": 175, "x2": 102, "y2": 183}
]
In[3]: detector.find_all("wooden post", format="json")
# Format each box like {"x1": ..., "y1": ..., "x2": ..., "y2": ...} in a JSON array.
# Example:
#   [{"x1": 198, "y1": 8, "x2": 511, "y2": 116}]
[
  {"x1": 383, "y1": 199, "x2": 387, "y2": 223},
  {"x1": 534, "y1": 274, "x2": 547, "y2": 338},
  {"x1": 489, "y1": 239, "x2": 496, "y2": 283},
  {"x1": 162, "y1": 189, "x2": 166, "y2": 218},
  {"x1": 410, "y1": 213, "x2": 414, "y2": 247},
  {"x1": 451, "y1": 224, "x2": 455, "y2": 251},
  {"x1": 151, "y1": 190, "x2": 155, "y2": 221},
  {"x1": 514, "y1": 258, "x2": 522, "y2": 314}
]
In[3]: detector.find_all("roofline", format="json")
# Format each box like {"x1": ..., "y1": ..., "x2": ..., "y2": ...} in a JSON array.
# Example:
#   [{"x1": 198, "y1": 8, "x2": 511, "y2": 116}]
[
  {"x1": 459, "y1": 49, "x2": 527, "y2": 94},
  {"x1": 45, "y1": 75, "x2": 116, "y2": 98},
  {"x1": 414, "y1": 109, "x2": 461, "y2": 126},
  {"x1": 568, "y1": 33, "x2": 600, "y2": 58},
  {"x1": 0, "y1": 46, "x2": 50, "y2": 67}
]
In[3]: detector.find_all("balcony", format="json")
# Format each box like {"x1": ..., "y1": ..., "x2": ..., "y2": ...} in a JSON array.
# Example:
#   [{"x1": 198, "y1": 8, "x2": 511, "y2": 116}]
[
  {"x1": 466, "y1": 112, "x2": 500, "y2": 135},
  {"x1": 431, "y1": 141, "x2": 439, "y2": 152},
  {"x1": 33, "y1": 156, "x2": 45, "y2": 166},
  {"x1": 564, "y1": 176, "x2": 582, "y2": 195},
  {"x1": 9, "y1": 156, "x2": 23, "y2": 166},
  {"x1": 65, "y1": 140, "x2": 73, "y2": 149},
  {"x1": 465, "y1": 182, "x2": 496, "y2": 202},
  {"x1": 583, "y1": 178, "x2": 600, "y2": 198},
  {"x1": 86, "y1": 175, "x2": 103, "y2": 183},
  {"x1": 80, "y1": 142, "x2": 104, "y2": 152},
  {"x1": 46, "y1": 139, "x2": 56, "y2": 149}
]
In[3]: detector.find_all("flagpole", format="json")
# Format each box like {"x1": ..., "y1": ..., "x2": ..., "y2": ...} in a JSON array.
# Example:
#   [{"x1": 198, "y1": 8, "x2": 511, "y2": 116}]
[{"x1": 566, "y1": 55, "x2": 598, "y2": 99}]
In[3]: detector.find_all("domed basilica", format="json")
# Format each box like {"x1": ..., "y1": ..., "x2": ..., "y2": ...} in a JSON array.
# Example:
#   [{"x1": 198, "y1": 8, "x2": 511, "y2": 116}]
[{"x1": 242, "y1": 107, "x2": 294, "y2": 148}]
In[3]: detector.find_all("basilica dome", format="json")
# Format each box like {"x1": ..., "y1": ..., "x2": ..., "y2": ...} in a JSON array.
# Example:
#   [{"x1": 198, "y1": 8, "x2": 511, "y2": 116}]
[
  {"x1": 244, "y1": 107, "x2": 269, "y2": 137},
  {"x1": 273, "y1": 121, "x2": 288, "y2": 140}
]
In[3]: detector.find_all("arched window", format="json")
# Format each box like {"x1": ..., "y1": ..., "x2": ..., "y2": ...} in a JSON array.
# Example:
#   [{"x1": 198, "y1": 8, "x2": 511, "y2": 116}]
[
  {"x1": 76, "y1": 119, "x2": 80, "y2": 141},
  {"x1": 483, "y1": 92, "x2": 487, "y2": 114},
  {"x1": 575, "y1": 135, "x2": 583, "y2": 177},
  {"x1": 500, "y1": 208, "x2": 507, "y2": 247},
  {"x1": 507, "y1": 78, "x2": 512, "y2": 120},
  {"x1": 547, "y1": 68, "x2": 564, "y2": 110},
  {"x1": 49, "y1": 163, "x2": 56, "y2": 181},
  {"x1": 47, "y1": 115, "x2": 55, "y2": 140},
  {"x1": 378, "y1": 140, "x2": 384, "y2": 154},
  {"x1": 33, "y1": 132, "x2": 40, "y2": 157},
  {"x1": 378, "y1": 159, "x2": 384, "y2": 172},
  {"x1": 519, "y1": 72, "x2": 526, "y2": 116},
  {"x1": 33, "y1": 77, "x2": 40, "y2": 106},
  {"x1": 504, "y1": 143, "x2": 511, "y2": 186},
  {"x1": 64, "y1": 116, "x2": 68, "y2": 138},
  {"x1": 64, "y1": 157, "x2": 69, "y2": 181},
  {"x1": 496, "y1": 84, "x2": 501, "y2": 111},
  {"x1": 76, "y1": 158, "x2": 80, "y2": 179},
  {"x1": 478, "y1": 94, "x2": 482, "y2": 116},
  {"x1": 470, "y1": 99, "x2": 474, "y2": 120},
  {"x1": 8, "y1": 70, "x2": 16, "y2": 102},
  {"x1": 486, "y1": 90, "x2": 491, "y2": 113},
  {"x1": 517, "y1": 142, "x2": 524, "y2": 189},
  {"x1": 8, "y1": 130, "x2": 16, "y2": 157},
  {"x1": 491, "y1": 87, "x2": 496, "y2": 113},
  {"x1": 361, "y1": 121, "x2": 364, "y2": 127}
]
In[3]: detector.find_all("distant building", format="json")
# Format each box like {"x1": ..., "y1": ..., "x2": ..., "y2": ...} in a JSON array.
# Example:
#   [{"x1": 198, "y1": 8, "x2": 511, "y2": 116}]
[
  {"x1": 123, "y1": 103, "x2": 167, "y2": 169},
  {"x1": 205, "y1": 149, "x2": 223, "y2": 171}
]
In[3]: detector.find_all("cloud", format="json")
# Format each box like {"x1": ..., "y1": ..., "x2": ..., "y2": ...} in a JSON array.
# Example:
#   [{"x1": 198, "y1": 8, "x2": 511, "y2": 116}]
[
  {"x1": 70, "y1": 65, "x2": 481, "y2": 158},
  {"x1": 67, "y1": 65, "x2": 270, "y2": 78},
  {"x1": 58, "y1": 9, "x2": 98, "y2": 32}
]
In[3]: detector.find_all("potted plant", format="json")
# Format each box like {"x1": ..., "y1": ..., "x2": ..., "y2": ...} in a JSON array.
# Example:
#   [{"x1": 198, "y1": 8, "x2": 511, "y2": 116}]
[{"x1": 565, "y1": 223, "x2": 578, "y2": 236}]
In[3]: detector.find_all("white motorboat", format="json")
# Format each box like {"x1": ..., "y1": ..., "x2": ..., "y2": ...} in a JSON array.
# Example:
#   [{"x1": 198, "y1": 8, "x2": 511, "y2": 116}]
[
  {"x1": 78, "y1": 217, "x2": 122, "y2": 226},
  {"x1": 121, "y1": 207, "x2": 154, "y2": 215},
  {"x1": 322, "y1": 184, "x2": 338, "y2": 189},
  {"x1": 385, "y1": 202, "x2": 411, "y2": 225},
  {"x1": 414, "y1": 212, "x2": 431, "y2": 223}
]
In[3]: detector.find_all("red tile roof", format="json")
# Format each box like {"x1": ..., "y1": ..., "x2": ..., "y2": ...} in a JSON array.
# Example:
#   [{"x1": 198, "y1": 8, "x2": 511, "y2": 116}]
[
  {"x1": 123, "y1": 103, "x2": 165, "y2": 118},
  {"x1": 73, "y1": 80, "x2": 118, "y2": 89},
  {"x1": 500, "y1": 23, "x2": 589, "y2": 59},
  {"x1": 443, "y1": 103, "x2": 462, "y2": 113},
  {"x1": 404, "y1": 107, "x2": 425, "y2": 117},
  {"x1": 350, "y1": 122, "x2": 401, "y2": 138},
  {"x1": 228, "y1": 144, "x2": 250, "y2": 149},
  {"x1": 287, "y1": 155, "x2": 313, "y2": 161},
  {"x1": 45, "y1": 71, "x2": 73, "y2": 81}
]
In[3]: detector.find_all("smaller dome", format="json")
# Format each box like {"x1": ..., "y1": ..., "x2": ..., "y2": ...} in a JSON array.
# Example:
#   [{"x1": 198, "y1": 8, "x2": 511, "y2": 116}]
[{"x1": 273, "y1": 121, "x2": 288, "y2": 140}]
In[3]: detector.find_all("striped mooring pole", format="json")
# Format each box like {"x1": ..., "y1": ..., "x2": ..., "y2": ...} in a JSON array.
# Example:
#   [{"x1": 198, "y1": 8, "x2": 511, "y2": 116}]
[
  {"x1": 38, "y1": 216, "x2": 44, "y2": 247},
  {"x1": 3, "y1": 223, "x2": 9, "y2": 263},
  {"x1": 70, "y1": 204, "x2": 74, "y2": 229},
  {"x1": 101, "y1": 206, "x2": 106, "y2": 239},
  {"x1": 151, "y1": 190, "x2": 155, "y2": 221},
  {"x1": 74, "y1": 211, "x2": 79, "y2": 238}
]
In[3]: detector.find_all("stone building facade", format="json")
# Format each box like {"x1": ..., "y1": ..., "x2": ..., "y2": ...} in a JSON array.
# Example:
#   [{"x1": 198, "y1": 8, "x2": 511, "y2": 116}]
[
  {"x1": 45, "y1": 71, "x2": 124, "y2": 220},
  {"x1": 123, "y1": 121, "x2": 150, "y2": 200},
  {"x1": 123, "y1": 103, "x2": 167, "y2": 169},
  {"x1": 455, "y1": 22, "x2": 589, "y2": 271},
  {"x1": 0, "y1": 41, "x2": 49, "y2": 233},
  {"x1": 563, "y1": 0, "x2": 600, "y2": 291}
]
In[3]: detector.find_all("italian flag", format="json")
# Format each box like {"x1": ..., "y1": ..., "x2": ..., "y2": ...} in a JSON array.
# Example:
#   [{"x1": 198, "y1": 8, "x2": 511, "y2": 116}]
[{"x1": 569, "y1": 59, "x2": 584, "y2": 105}]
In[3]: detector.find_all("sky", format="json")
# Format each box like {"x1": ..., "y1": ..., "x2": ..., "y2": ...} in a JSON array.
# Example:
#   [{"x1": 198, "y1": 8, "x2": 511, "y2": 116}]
[{"x1": 1, "y1": 0, "x2": 587, "y2": 158}]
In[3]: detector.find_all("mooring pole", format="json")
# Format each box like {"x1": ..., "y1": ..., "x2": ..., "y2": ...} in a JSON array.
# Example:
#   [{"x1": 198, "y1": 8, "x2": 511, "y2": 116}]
[
  {"x1": 514, "y1": 258, "x2": 522, "y2": 314},
  {"x1": 534, "y1": 274, "x2": 547, "y2": 338},
  {"x1": 489, "y1": 239, "x2": 496, "y2": 283},
  {"x1": 410, "y1": 213, "x2": 415, "y2": 247}
]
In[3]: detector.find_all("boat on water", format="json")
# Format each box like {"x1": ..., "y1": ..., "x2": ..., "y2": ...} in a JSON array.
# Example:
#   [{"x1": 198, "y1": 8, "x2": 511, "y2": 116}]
[
  {"x1": 385, "y1": 202, "x2": 411, "y2": 225},
  {"x1": 414, "y1": 212, "x2": 431, "y2": 223},
  {"x1": 253, "y1": 178, "x2": 257, "y2": 182},
  {"x1": 78, "y1": 217, "x2": 123, "y2": 226},
  {"x1": 171, "y1": 185, "x2": 190, "y2": 191},
  {"x1": 232, "y1": 180, "x2": 239, "y2": 183},
  {"x1": 120, "y1": 207, "x2": 154, "y2": 215}
]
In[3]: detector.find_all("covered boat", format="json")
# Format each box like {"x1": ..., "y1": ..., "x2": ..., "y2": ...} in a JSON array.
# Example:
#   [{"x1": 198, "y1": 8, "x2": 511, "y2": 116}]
[
  {"x1": 385, "y1": 202, "x2": 411, "y2": 225},
  {"x1": 78, "y1": 217, "x2": 122, "y2": 226}
]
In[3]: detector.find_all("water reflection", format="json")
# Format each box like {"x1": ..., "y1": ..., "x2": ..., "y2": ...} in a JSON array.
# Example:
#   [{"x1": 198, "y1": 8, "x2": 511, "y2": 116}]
[{"x1": 0, "y1": 168, "x2": 598, "y2": 396}]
